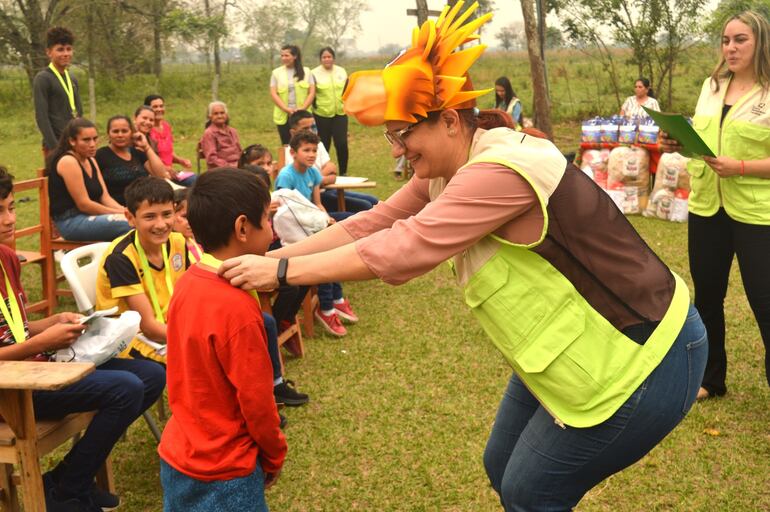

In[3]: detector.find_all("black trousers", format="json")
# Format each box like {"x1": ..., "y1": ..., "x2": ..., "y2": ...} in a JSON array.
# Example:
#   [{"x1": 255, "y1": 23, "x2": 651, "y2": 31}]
[
  {"x1": 689, "y1": 208, "x2": 770, "y2": 395},
  {"x1": 276, "y1": 121, "x2": 291, "y2": 145},
  {"x1": 314, "y1": 114, "x2": 349, "y2": 175}
]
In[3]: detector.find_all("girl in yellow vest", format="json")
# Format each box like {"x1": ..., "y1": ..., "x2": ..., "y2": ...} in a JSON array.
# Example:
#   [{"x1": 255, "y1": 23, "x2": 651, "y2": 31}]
[
  {"x1": 218, "y1": 4, "x2": 707, "y2": 510},
  {"x1": 661, "y1": 10, "x2": 770, "y2": 399},
  {"x1": 270, "y1": 45, "x2": 315, "y2": 145},
  {"x1": 312, "y1": 47, "x2": 350, "y2": 175}
]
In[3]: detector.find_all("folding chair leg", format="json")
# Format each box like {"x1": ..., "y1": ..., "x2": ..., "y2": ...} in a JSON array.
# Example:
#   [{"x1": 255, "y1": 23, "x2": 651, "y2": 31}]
[{"x1": 142, "y1": 411, "x2": 162, "y2": 443}]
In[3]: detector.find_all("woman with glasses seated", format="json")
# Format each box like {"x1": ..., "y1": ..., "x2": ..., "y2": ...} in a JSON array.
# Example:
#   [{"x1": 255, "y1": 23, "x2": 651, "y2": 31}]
[{"x1": 218, "y1": 5, "x2": 707, "y2": 510}]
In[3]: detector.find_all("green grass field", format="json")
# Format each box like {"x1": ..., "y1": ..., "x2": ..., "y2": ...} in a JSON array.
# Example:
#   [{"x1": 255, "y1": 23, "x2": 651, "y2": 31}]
[{"x1": 1, "y1": 50, "x2": 768, "y2": 511}]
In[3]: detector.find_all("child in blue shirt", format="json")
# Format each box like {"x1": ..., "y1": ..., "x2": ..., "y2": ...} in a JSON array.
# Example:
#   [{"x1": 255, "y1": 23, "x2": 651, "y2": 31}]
[{"x1": 275, "y1": 131, "x2": 358, "y2": 337}]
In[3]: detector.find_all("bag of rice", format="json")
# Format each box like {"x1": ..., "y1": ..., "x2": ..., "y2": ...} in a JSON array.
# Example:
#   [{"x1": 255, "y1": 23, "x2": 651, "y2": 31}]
[{"x1": 607, "y1": 146, "x2": 650, "y2": 214}]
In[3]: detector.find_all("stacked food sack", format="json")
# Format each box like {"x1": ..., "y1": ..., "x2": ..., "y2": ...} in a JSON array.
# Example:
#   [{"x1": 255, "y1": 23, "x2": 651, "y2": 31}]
[
  {"x1": 606, "y1": 146, "x2": 650, "y2": 214},
  {"x1": 642, "y1": 152, "x2": 690, "y2": 222},
  {"x1": 580, "y1": 149, "x2": 611, "y2": 189}
]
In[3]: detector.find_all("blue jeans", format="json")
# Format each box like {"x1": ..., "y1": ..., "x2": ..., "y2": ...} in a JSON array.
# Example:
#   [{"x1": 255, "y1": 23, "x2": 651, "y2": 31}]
[
  {"x1": 318, "y1": 282, "x2": 343, "y2": 311},
  {"x1": 321, "y1": 190, "x2": 378, "y2": 214},
  {"x1": 54, "y1": 210, "x2": 131, "y2": 242},
  {"x1": 160, "y1": 459, "x2": 268, "y2": 512},
  {"x1": 262, "y1": 312, "x2": 282, "y2": 382},
  {"x1": 33, "y1": 358, "x2": 166, "y2": 499},
  {"x1": 483, "y1": 305, "x2": 707, "y2": 511},
  {"x1": 174, "y1": 174, "x2": 197, "y2": 187}
]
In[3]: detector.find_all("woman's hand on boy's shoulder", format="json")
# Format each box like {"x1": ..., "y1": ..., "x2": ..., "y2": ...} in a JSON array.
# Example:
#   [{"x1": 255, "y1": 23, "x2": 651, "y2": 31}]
[{"x1": 219, "y1": 254, "x2": 280, "y2": 291}]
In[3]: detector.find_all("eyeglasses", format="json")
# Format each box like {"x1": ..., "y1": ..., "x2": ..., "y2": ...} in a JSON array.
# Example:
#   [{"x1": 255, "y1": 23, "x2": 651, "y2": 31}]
[{"x1": 383, "y1": 118, "x2": 425, "y2": 148}]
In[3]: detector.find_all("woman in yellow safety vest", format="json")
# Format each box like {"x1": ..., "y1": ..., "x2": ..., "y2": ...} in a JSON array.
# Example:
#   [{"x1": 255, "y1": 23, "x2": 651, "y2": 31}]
[
  {"x1": 218, "y1": 4, "x2": 707, "y2": 510},
  {"x1": 661, "y1": 10, "x2": 770, "y2": 400},
  {"x1": 270, "y1": 44, "x2": 315, "y2": 145},
  {"x1": 494, "y1": 76, "x2": 522, "y2": 128},
  {"x1": 312, "y1": 47, "x2": 350, "y2": 175}
]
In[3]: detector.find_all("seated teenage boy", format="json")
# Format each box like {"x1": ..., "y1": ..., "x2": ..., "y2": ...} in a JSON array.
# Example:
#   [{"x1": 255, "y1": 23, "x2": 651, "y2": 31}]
[
  {"x1": 159, "y1": 167, "x2": 287, "y2": 511},
  {"x1": 96, "y1": 176, "x2": 188, "y2": 364},
  {"x1": 276, "y1": 132, "x2": 358, "y2": 337},
  {"x1": 284, "y1": 110, "x2": 377, "y2": 216},
  {"x1": 0, "y1": 165, "x2": 165, "y2": 511}
]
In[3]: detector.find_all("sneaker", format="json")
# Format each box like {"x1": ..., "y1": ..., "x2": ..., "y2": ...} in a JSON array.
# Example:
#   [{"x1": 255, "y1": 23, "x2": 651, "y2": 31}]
[
  {"x1": 274, "y1": 380, "x2": 309, "y2": 407},
  {"x1": 279, "y1": 413, "x2": 288, "y2": 429},
  {"x1": 333, "y1": 299, "x2": 359, "y2": 323},
  {"x1": 315, "y1": 309, "x2": 347, "y2": 337},
  {"x1": 90, "y1": 485, "x2": 120, "y2": 511},
  {"x1": 44, "y1": 471, "x2": 119, "y2": 511}
]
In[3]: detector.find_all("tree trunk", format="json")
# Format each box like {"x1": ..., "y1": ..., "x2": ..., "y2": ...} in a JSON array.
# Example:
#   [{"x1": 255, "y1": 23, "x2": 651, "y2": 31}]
[
  {"x1": 415, "y1": 0, "x2": 429, "y2": 25},
  {"x1": 86, "y1": 3, "x2": 97, "y2": 119},
  {"x1": 520, "y1": 0, "x2": 552, "y2": 138},
  {"x1": 152, "y1": 0, "x2": 163, "y2": 77}
]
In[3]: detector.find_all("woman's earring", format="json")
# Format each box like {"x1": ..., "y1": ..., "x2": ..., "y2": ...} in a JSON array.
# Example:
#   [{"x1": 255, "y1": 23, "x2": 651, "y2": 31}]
[{"x1": 449, "y1": 130, "x2": 456, "y2": 136}]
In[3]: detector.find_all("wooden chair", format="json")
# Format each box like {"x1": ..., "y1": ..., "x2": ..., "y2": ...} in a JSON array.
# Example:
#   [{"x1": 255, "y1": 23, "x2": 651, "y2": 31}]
[
  {"x1": 0, "y1": 361, "x2": 114, "y2": 512},
  {"x1": 4, "y1": 178, "x2": 55, "y2": 317},
  {"x1": 300, "y1": 287, "x2": 318, "y2": 338}
]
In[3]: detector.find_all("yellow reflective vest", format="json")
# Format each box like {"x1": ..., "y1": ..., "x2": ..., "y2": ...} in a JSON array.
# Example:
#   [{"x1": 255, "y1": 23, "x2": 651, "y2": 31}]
[
  {"x1": 688, "y1": 77, "x2": 770, "y2": 224},
  {"x1": 433, "y1": 128, "x2": 689, "y2": 428},
  {"x1": 271, "y1": 66, "x2": 312, "y2": 125},
  {"x1": 312, "y1": 64, "x2": 347, "y2": 118}
]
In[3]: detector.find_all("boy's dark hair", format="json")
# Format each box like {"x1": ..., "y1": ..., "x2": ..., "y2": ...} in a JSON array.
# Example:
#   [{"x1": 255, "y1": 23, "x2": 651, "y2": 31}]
[
  {"x1": 289, "y1": 109, "x2": 314, "y2": 129},
  {"x1": 0, "y1": 166, "x2": 14, "y2": 200},
  {"x1": 289, "y1": 130, "x2": 320, "y2": 151},
  {"x1": 187, "y1": 167, "x2": 271, "y2": 252},
  {"x1": 46, "y1": 27, "x2": 75, "y2": 48},
  {"x1": 241, "y1": 165, "x2": 271, "y2": 189},
  {"x1": 124, "y1": 176, "x2": 174, "y2": 215},
  {"x1": 173, "y1": 188, "x2": 189, "y2": 211},
  {"x1": 144, "y1": 94, "x2": 164, "y2": 106}
]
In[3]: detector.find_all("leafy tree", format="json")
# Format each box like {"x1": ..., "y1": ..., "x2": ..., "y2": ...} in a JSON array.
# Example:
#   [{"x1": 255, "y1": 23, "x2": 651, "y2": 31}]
[
  {"x1": 545, "y1": 26, "x2": 563, "y2": 48},
  {"x1": 317, "y1": 0, "x2": 367, "y2": 51},
  {"x1": 0, "y1": 0, "x2": 70, "y2": 84},
  {"x1": 705, "y1": 0, "x2": 770, "y2": 39},
  {"x1": 497, "y1": 23, "x2": 522, "y2": 51},
  {"x1": 241, "y1": 0, "x2": 295, "y2": 67},
  {"x1": 557, "y1": 0, "x2": 707, "y2": 109}
]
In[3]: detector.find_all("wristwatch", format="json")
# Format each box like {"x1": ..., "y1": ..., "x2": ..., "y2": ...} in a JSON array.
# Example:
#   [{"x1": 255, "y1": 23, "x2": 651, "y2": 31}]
[{"x1": 277, "y1": 258, "x2": 289, "y2": 287}]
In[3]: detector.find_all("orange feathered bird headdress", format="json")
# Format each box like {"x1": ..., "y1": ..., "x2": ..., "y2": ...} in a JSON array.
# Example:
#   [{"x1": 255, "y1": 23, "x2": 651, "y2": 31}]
[{"x1": 342, "y1": 1, "x2": 493, "y2": 126}]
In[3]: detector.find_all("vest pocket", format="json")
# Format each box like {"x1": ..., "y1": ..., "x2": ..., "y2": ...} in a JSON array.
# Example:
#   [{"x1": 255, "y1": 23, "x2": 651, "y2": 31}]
[{"x1": 516, "y1": 299, "x2": 585, "y2": 373}]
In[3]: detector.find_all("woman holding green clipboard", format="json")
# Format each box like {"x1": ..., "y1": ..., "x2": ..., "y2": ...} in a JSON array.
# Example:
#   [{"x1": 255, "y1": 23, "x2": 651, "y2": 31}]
[{"x1": 660, "y1": 10, "x2": 770, "y2": 399}]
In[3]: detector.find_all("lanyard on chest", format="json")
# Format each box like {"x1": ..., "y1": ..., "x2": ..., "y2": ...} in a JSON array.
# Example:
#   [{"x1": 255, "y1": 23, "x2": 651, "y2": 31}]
[
  {"x1": 134, "y1": 232, "x2": 174, "y2": 322},
  {"x1": 0, "y1": 261, "x2": 25, "y2": 344},
  {"x1": 48, "y1": 63, "x2": 77, "y2": 117},
  {"x1": 198, "y1": 253, "x2": 259, "y2": 301}
]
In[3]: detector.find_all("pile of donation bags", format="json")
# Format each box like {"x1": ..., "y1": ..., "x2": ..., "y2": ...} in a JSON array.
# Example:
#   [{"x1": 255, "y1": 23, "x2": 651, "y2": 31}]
[{"x1": 581, "y1": 148, "x2": 690, "y2": 222}]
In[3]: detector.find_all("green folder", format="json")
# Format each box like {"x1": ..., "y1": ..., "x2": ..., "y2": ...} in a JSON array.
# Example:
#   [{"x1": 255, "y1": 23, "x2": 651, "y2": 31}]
[{"x1": 643, "y1": 107, "x2": 716, "y2": 159}]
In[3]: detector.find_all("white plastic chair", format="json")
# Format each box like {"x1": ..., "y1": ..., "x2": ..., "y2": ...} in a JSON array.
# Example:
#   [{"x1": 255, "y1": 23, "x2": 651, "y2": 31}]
[
  {"x1": 59, "y1": 243, "x2": 110, "y2": 314},
  {"x1": 59, "y1": 242, "x2": 163, "y2": 442}
]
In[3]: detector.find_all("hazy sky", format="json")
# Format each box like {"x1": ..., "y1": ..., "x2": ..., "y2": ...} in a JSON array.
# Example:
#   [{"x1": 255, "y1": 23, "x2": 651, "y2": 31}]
[{"x1": 358, "y1": 1, "x2": 523, "y2": 53}]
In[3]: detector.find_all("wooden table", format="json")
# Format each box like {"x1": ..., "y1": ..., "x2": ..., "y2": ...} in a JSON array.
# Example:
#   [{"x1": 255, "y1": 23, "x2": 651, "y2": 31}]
[
  {"x1": 0, "y1": 361, "x2": 94, "y2": 512},
  {"x1": 324, "y1": 180, "x2": 377, "y2": 212}
]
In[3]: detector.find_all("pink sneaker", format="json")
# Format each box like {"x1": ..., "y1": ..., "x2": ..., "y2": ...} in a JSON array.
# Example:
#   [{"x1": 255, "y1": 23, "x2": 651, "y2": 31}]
[
  {"x1": 333, "y1": 299, "x2": 359, "y2": 323},
  {"x1": 314, "y1": 309, "x2": 347, "y2": 337}
]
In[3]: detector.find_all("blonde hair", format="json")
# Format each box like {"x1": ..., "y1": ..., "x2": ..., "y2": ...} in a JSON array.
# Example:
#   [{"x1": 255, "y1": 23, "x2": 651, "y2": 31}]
[{"x1": 710, "y1": 10, "x2": 770, "y2": 92}]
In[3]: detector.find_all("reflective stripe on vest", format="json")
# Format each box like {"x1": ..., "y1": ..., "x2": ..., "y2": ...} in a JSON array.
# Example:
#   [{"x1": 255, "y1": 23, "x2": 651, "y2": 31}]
[
  {"x1": 272, "y1": 66, "x2": 312, "y2": 125},
  {"x1": 688, "y1": 77, "x2": 770, "y2": 224},
  {"x1": 312, "y1": 65, "x2": 346, "y2": 117}
]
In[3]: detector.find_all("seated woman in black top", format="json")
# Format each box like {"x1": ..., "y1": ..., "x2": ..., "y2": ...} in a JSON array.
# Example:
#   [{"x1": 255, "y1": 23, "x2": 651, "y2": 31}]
[
  {"x1": 95, "y1": 115, "x2": 168, "y2": 205},
  {"x1": 46, "y1": 118, "x2": 130, "y2": 241}
]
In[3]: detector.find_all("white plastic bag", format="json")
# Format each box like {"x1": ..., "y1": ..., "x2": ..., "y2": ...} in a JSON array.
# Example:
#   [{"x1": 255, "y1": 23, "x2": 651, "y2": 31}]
[
  {"x1": 54, "y1": 310, "x2": 141, "y2": 366},
  {"x1": 271, "y1": 189, "x2": 329, "y2": 245}
]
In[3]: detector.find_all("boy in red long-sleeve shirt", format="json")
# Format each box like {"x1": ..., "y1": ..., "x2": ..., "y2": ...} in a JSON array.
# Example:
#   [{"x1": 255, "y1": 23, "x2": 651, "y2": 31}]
[{"x1": 159, "y1": 167, "x2": 286, "y2": 512}]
